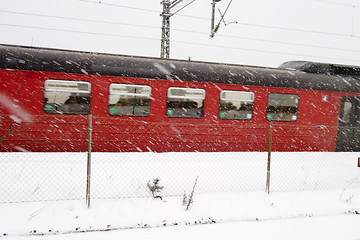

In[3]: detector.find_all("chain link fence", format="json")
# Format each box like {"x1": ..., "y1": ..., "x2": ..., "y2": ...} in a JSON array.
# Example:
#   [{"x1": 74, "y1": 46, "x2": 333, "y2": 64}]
[{"x1": 0, "y1": 115, "x2": 359, "y2": 204}]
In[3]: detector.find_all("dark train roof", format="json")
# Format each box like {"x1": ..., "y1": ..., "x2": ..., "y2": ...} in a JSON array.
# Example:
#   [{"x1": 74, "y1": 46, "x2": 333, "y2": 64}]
[
  {"x1": 0, "y1": 44, "x2": 359, "y2": 93},
  {"x1": 279, "y1": 61, "x2": 360, "y2": 77}
]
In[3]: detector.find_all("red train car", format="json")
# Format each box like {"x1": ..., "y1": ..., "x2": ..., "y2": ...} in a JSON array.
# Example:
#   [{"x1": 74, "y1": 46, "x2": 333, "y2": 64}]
[{"x1": 0, "y1": 44, "x2": 359, "y2": 152}]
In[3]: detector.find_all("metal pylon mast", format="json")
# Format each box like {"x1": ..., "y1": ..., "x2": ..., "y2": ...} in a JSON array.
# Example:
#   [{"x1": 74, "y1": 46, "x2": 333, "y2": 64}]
[
  {"x1": 160, "y1": 0, "x2": 195, "y2": 58},
  {"x1": 160, "y1": 0, "x2": 171, "y2": 58}
]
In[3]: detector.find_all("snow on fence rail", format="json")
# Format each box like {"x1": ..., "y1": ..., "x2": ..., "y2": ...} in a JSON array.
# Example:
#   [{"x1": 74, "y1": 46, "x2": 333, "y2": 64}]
[{"x1": 0, "y1": 152, "x2": 360, "y2": 204}]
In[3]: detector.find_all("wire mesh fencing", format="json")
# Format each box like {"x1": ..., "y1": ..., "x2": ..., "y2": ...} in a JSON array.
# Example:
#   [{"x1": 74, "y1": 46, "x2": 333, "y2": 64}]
[
  {"x1": 0, "y1": 152, "x2": 86, "y2": 203},
  {"x1": 1, "y1": 151, "x2": 359, "y2": 204},
  {"x1": 0, "y1": 115, "x2": 359, "y2": 204},
  {"x1": 89, "y1": 152, "x2": 268, "y2": 199},
  {"x1": 268, "y1": 152, "x2": 360, "y2": 192}
]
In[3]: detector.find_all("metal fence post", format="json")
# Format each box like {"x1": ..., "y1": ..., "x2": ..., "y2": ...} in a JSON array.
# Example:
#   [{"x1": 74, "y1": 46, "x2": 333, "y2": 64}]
[
  {"x1": 86, "y1": 114, "x2": 92, "y2": 208},
  {"x1": 266, "y1": 122, "x2": 273, "y2": 194}
]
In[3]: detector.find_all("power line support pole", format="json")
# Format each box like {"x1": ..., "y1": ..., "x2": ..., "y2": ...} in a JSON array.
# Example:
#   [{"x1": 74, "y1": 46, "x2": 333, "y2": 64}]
[
  {"x1": 161, "y1": 0, "x2": 171, "y2": 58},
  {"x1": 160, "y1": 0, "x2": 195, "y2": 58},
  {"x1": 210, "y1": 0, "x2": 234, "y2": 38},
  {"x1": 210, "y1": 0, "x2": 216, "y2": 38}
]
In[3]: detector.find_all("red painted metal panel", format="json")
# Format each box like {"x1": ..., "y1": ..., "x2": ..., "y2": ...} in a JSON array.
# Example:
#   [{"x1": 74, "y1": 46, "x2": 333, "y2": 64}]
[{"x1": 0, "y1": 67, "x2": 357, "y2": 152}]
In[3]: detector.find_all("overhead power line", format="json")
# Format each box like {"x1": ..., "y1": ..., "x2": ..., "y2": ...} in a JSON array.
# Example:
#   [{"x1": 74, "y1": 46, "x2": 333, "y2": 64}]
[
  {"x1": 2, "y1": 8, "x2": 359, "y2": 41},
  {"x1": 77, "y1": 0, "x2": 160, "y2": 13},
  {"x1": 1, "y1": 22, "x2": 360, "y2": 63},
  {"x1": 0, "y1": 9, "x2": 160, "y2": 30},
  {"x1": 1, "y1": 9, "x2": 359, "y2": 53},
  {"x1": 0, "y1": 23, "x2": 161, "y2": 42},
  {"x1": 172, "y1": 39, "x2": 360, "y2": 63},
  {"x1": 228, "y1": 21, "x2": 360, "y2": 39},
  {"x1": 75, "y1": 0, "x2": 360, "y2": 39},
  {"x1": 312, "y1": 0, "x2": 360, "y2": 7}
]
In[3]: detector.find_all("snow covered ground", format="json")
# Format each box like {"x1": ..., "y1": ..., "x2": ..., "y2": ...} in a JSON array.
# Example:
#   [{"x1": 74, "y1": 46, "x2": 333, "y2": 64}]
[
  {"x1": 4, "y1": 215, "x2": 360, "y2": 240},
  {"x1": 1, "y1": 189, "x2": 360, "y2": 239},
  {"x1": 0, "y1": 152, "x2": 360, "y2": 239}
]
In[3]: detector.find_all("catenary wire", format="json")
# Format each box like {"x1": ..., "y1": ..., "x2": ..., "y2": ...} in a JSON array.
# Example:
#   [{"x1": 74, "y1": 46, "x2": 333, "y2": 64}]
[
  {"x1": 76, "y1": 0, "x2": 360, "y2": 38},
  {"x1": 1, "y1": 9, "x2": 359, "y2": 53},
  {"x1": 0, "y1": 10, "x2": 160, "y2": 30},
  {"x1": 1, "y1": 22, "x2": 360, "y2": 63},
  {"x1": 77, "y1": 0, "x2": 160, "y2": 13},
  {"x1": 312, "y1": 0, "x2": 360, "y2": 7},
  {"x1": 172, "y1": 39, "x2": 360, "y2": 63}
]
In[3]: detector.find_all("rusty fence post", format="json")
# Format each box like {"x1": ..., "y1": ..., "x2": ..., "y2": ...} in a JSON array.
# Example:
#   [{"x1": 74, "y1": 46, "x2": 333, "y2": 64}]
[
  {"x1": 266, "y1": 122, "x2": 273, "y2": 194},
  {"x1": 86, "y1": 114, "x2": 92, "y2": 208}
]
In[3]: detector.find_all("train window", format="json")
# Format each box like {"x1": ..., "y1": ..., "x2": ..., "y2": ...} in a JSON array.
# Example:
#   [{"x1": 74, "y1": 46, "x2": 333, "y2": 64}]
[
  {"x1": 219, "y1": 90, "x2": 254, "y2": 120},
  {"x1": 108, "y1": 84, "x2": 151, "y2": 117},
  {"x1": 44, "y1": 79, "x2": 91, "y2": 115},
  {"x1": 167, "y1": 87, "x2": 205, "y2": 118},
  {"x1": 266, "y1": 93, "x2": 299, "y2": 122},
  {"x1": 340, "y1": 101, "x2": 352, "y2": 123}
]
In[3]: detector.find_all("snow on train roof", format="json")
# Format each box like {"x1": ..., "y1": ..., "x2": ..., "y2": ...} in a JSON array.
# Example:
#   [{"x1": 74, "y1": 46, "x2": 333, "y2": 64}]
[
  {"x1": 279, "y1": 61, "x2": 360, "y2": 77},
  {"x1": 0, "y1": 44, "x2": 359, "y2": 93}
]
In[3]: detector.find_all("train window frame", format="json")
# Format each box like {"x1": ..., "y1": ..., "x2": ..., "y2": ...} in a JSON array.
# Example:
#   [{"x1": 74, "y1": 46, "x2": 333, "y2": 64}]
[
  {"x1": 166, "y1": 87, "x2": 205, "y2": 119},
  {"x1": 108, "y1": 83, "x2": 152, "y2": 117},
  {"x1": 266, "y1": 93, "x2": 299, "y2": 122},
  {"x1": 44, "y1": 79, "x2": 91, "y2": 115},
  {"x1": 219, "y1": 90, "x2": 254, "y2": 120}
]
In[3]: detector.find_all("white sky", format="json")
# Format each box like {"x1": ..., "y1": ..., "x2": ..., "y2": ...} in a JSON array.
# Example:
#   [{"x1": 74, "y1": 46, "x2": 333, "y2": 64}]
[{"x1": 1, "y1": 0, "x2": 360, "y2": 67}]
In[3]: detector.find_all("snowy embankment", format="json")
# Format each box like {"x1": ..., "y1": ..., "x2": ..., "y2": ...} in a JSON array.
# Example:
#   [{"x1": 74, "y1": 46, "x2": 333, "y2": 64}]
[
  {"x1": 0, "y1": 152, "x2": 359, "y2": 238},
  {"x1": 1, "y1": 189, "x2": 360, "y2": 238}
]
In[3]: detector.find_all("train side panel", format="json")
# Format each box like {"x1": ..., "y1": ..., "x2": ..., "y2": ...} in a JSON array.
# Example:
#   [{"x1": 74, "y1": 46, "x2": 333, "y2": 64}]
[{"x1": 0, "y1": 68, "x2": 347, "y2": 152}]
